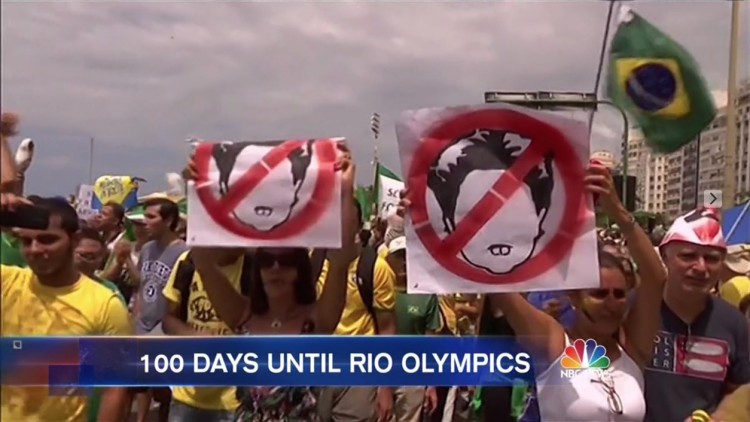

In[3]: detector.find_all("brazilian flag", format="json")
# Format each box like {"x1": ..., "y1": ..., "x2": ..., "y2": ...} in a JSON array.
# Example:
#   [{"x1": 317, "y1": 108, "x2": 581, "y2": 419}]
[{"x1": 606, "y1": 6, "x2": 716, "y2": 154}]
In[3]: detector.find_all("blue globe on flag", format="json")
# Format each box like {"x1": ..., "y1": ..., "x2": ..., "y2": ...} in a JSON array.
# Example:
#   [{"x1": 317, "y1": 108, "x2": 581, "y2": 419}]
[{"x1": 624, "y1": 63, "x2": 678, "y2": 113}]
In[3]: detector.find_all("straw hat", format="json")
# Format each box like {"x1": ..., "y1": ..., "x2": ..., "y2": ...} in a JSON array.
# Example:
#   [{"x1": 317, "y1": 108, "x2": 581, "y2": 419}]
[{"x1": 725, "y1": 244, "x2": 750, "y2": 275}]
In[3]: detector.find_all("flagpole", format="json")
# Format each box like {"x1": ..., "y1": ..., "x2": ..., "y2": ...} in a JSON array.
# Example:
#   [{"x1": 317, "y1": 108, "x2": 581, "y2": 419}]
[
  {"x1": 587, "y1": 0, "x2": 617, "y2": 136},
  {"x1": 723, "y1": 0, "x2": 741, "y2": 209},
  {"x1": 88, "y1": 136, "x2": 94, "y2": 185}
]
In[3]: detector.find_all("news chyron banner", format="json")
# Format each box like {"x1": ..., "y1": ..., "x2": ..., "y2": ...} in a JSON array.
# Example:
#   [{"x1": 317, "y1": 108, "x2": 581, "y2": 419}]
[{"x1": 1, "y1": 337, "x2": 539, "y2": 388}]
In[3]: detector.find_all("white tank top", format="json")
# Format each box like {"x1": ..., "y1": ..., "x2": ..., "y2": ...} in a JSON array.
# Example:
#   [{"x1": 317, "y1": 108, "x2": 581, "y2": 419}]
[{"x1": 535, "y1": 336, "x2": 646, "y2": 422}]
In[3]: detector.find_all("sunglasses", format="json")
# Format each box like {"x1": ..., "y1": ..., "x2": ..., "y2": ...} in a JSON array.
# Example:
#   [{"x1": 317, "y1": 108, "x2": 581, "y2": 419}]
[
  {"x1": 256, "y1": 252, "x2": 297, "y2": 269},
  {"x1": 587, "y1": 288, "x2": 627, "y2": 300}
]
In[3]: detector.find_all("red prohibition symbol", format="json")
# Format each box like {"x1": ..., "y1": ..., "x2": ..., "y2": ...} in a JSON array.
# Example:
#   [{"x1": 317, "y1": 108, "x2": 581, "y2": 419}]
[
  {"x1": 194, "y1": 139, "x2": 338, "y2": 240},
  {"x1": 407, "y1": 109, "x2": 589, "y2": 285}
]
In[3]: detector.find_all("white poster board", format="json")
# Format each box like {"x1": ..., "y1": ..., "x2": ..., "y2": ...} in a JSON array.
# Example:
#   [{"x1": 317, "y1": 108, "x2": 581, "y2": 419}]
[
  {"x1": 395, "y1": 103, "x2": 599, "y2": 293},
  {"x1": 378, "y1": 169, "x2": 405, "y2": 219},
  {"x1": 76, "y1": 184, "x2": 97, "y2": 221},
  {"x1": 187, "y1": 138, "x2": 343, "y2": 248}
]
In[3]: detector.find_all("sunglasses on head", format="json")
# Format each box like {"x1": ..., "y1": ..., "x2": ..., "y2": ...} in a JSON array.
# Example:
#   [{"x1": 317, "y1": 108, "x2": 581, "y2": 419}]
[
  {"x1": 256, "y1": 252, "x2": 297, "y2": 269},
  {"x1": 587, "y1": 288, "x2": 627, "y2": 300}
]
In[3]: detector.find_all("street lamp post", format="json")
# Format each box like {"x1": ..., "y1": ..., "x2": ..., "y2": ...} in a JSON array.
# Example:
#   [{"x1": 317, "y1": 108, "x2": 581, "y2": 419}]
[{"x1": 483, "y1": 91, "x2": 631, "y2": 204}]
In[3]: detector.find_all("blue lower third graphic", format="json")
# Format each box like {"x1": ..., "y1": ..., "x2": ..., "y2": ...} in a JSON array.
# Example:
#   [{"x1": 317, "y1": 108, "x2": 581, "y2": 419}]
[{"x1": 0, "y1": 336, "x2": 538, "y2": 387}]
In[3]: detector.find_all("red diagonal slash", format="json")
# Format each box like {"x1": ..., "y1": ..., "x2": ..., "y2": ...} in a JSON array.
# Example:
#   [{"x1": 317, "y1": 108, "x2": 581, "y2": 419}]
[{"x1": 435, "y1": 140, "x2": 551, "y2": 258}]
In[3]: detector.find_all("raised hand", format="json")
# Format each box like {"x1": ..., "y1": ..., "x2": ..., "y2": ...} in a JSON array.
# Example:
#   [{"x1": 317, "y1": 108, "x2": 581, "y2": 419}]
[
  {"x1": 0, "y1": 192, "x2": 30, "y2": 212},
  {"x1": 0, "y1": 113, "x2": 19, "y2": 138},
  {"x1": 185, "y1": 152, "x2": 199, "y2": 182},
  {"x1": 327, "y1": 148, "x2": 359, "y2": 267},
  {"x1": 584, "y1": 162, "x2": 624, "y2": 217},
  {"x1": 396, "y1": 188, "x2": 410, "y2": 217}
]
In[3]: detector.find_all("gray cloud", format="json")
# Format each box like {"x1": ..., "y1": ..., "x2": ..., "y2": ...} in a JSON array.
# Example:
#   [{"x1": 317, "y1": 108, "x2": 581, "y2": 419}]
[{"x1": 0, "y1": 1, "x2": 741, "y2": 196}]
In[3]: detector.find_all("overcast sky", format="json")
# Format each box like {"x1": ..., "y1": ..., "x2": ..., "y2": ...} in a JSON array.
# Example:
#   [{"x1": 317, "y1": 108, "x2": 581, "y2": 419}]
[{"x1": 1, "y1": 1, "x2": 747, "y2": 196}]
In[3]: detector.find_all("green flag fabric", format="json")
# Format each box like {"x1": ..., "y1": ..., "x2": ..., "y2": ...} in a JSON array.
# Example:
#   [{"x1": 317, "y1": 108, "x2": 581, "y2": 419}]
[
  {"x1": 123, "y1": 204, "x2": 145, "y2": 242},
  {"x1": 355, "y1": 186, "x2": 374, "y2": 223},
  {"x1": 606, "y1": 6, "x2": 716, "y2": 153},
  {"x1": 177, "y1": 198, "x2": 187, "y2": 219}
]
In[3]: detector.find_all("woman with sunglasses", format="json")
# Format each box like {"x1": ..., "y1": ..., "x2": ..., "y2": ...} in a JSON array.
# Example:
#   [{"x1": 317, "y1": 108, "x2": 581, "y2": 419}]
[
  {"x1": 186, "y1": 149, "x2": 357, "y2": 421},
  {"x1": 491, "y1": 163, "x2": 665, "y2": 421},
  {"x1": 398, "y1": 162, "x2": 666, "y2": 421}
]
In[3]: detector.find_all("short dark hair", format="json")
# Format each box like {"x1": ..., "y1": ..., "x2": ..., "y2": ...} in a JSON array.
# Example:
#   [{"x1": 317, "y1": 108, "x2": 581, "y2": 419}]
[
  {"x1": 79, "y1": 226, "x2": 105, "y2": 247},
  {"x1": 104, "y1": 202, "x2": 125, "y2": 222},
  {"x1": 28, "y1": 196, "x2": 79, "y2": 235},
  {"x1": 250, "y1": 248, "x2": 316, "y2": 315},
  {"x1": 143, "y1": 198, "x2": 180, "y2": 231},
  {"x1": 428, "y1": 130, "x2": 554, "y2": 234}
]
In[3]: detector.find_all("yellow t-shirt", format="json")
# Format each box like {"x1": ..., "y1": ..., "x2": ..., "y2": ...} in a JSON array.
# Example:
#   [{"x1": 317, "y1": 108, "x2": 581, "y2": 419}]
[
  {"x1": 316, "y1": 256, "x2": 395, "y2": 336},
  {"x1": 438, "y1": 295, "x2": 458, "y2": 335},
  {"x1": 720, "y1": 276, "x2": 750, "y2": 308},
  {"x1": 1, "y1": 265, "x2": 132, "y2": 422},
  {"x1": 163, "y1": 251, "x2": 244, "y2": 411}
]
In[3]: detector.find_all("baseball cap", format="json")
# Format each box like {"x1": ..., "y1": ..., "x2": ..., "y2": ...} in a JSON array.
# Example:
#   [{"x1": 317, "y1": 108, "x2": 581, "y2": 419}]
[{"x1": 659, "y1": 207, "x2": 726, "y2": 251}]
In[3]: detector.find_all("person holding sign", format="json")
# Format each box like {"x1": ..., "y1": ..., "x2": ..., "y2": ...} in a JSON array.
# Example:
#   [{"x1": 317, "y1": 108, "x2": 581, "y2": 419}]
[
  {"x1": 399, "y1": 161, "x2": 665, "y2": 421},
  {"x1": 491, "y1": 162, "x2": 665, "y2": 421},
  {"x1": 184, "y1": 147, "x2": 356, "y2": 421}
]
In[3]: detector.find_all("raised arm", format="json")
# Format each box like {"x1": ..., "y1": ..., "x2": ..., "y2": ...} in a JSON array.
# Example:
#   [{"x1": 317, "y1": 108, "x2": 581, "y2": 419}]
[
  {"x1": 586, "y1": 163, "x2": 666, "y2": 368},
  {"x1": 191, "y1": 248, "x2": 251, "y2": 330},
  {"x1": 314, "y1": 152, "x2": 358, "y2": 334},
  {"x1": 487, "y1": 293, "x2": 567, "y2": 363},
  {"x1": 1, "y1": 113, "x2": 20, "y2": 192},
  {"x1": 182, "y1": 151, "x2": 251, "y2": 329}
]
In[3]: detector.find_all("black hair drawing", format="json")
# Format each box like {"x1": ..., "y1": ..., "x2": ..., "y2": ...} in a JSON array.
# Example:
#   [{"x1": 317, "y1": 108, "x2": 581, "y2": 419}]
[
  {"x1": 211, "y1": 140, "x2": 315, "y2": 231},
  {"x1": 426, "y1": 129, "x2": 555, "y2": 274}
]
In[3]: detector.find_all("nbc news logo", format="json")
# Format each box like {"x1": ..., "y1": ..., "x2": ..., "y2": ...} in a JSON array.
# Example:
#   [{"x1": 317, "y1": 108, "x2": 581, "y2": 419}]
[{"x1": 560, "y1": 339, "x2": 611, "y2": 378}]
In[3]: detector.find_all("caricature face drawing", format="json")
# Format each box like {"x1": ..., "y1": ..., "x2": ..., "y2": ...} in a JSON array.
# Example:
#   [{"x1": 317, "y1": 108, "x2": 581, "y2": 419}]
[
  {"x1": 211, "y1": 141, "x2": 313, "y2": 232},
  {"x1": 427, "y1": 130, "x2": 554, "y2": 274}
]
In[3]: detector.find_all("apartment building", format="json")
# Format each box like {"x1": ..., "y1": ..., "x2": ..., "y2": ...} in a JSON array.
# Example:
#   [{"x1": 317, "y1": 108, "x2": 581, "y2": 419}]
[
  {"x1": 627, "y1": 128, "x2": 668, "y2": 214},
  {"x1": 733, "y1": 81, "x2": 750, "y2": 201}
]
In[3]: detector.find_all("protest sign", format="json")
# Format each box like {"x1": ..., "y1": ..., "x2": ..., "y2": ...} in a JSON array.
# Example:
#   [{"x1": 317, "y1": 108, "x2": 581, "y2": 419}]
[
  {"x1": 396, "y1": 103, "x2": 598, "y2": 293},
  {"x1": 75, "y1": 184, "x2": 96, "y2": 220},
  {"x1": 187, "y1": 138, "x2": 343, "y2": 248},
  {"x1": 377, "y1": 164, "x2": 404, "y2": 219},
  {"x1": 92, "y1": 176, "x2": 141, "y2": 211}
]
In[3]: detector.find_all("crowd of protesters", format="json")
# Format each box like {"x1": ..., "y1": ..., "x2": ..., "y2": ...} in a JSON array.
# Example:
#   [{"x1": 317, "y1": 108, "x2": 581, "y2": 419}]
[{"x1": 1, "y1": 111, "x2": 749, "y2": 422}]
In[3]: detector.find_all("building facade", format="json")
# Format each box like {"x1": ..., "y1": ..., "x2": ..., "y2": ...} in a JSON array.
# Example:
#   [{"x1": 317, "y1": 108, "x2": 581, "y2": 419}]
[{"x1": 627, "y1": 128, "x2": 668, "y2": 214}]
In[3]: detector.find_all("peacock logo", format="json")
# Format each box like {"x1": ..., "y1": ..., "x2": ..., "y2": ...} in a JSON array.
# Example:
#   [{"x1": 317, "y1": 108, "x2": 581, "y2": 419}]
[{"x1": 560, "y1": 339, "x2": 610, "y2": 378}]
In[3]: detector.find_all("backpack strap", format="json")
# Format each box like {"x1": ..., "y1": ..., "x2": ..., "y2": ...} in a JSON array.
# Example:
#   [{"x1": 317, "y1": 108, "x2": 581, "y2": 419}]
[
  {"x1": 310, "y1": 249, "x2": 327, "y2": 281},
  {"x1": 172, "y1": 252, "x2": 195, "y2": 322},
  {"x1": 239, "y1": 253, "x2": 254, "y2": 296},
  {"x1": 355, "y1": 246, "x2": 380, "y2": 334}
]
